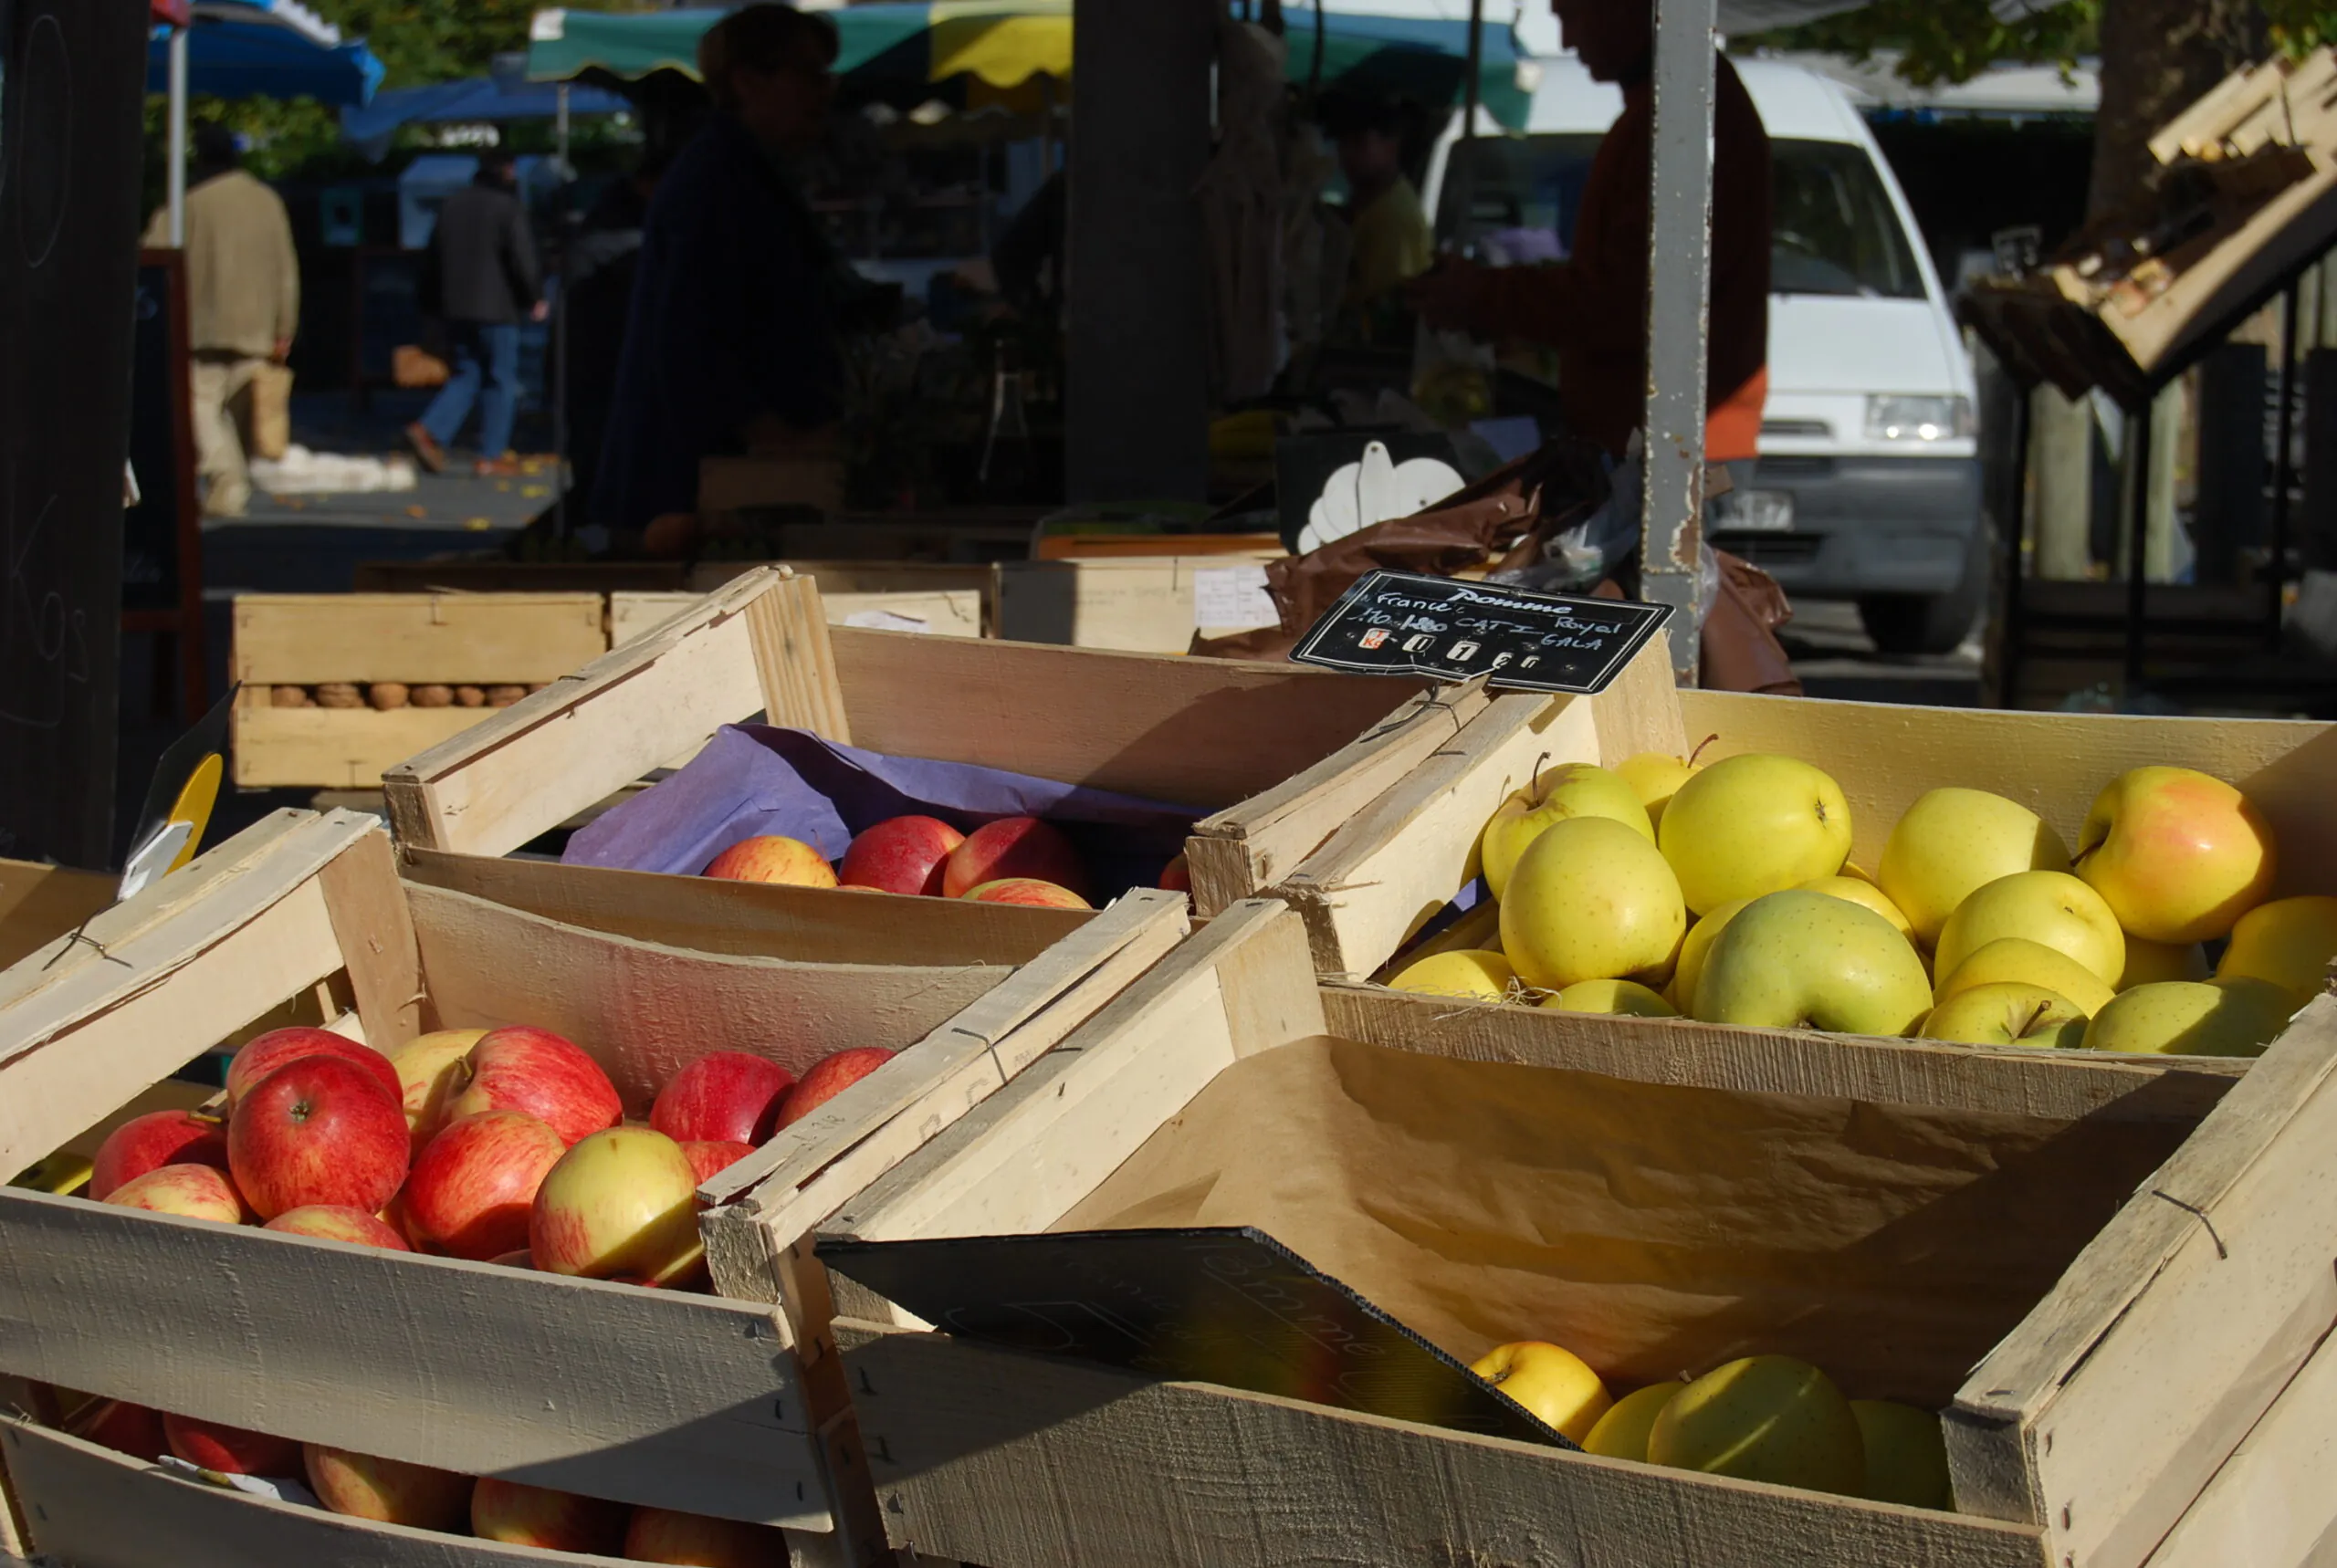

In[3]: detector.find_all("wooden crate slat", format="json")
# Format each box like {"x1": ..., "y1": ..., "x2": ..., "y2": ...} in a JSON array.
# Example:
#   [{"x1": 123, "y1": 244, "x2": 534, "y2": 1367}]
[
  {"x1": 2140, "y1": 1315, "x2": 2337, "y2": 1567},
  {"x1": 231, "y1": 593, "x2": 607, "y2": 685},
  {"x1": 234, "y1": 703, "x2": 503, "y2": 790}
]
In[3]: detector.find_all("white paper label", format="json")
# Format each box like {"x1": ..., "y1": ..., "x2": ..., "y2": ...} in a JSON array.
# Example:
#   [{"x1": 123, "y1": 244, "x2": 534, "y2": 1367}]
[
  {"x1": 1193, "y1": 565, "x2": 1277, "y2": 629},
  {"x1": 843, "y1": 610, "x2": 930, "y2": 633}
]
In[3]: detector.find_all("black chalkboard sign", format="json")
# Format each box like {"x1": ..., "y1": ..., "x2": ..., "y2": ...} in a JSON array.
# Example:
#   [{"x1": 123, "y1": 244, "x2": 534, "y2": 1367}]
[
  {"x1": 1289, "y1": 570, "x2": 1673, "y2": 694},
  {"x1": 125, "y1": 256, "x2": 194, "y2": 614},
  {"x1": 816, "y1": 1225, "x2": 1570, "y2": 1448}
]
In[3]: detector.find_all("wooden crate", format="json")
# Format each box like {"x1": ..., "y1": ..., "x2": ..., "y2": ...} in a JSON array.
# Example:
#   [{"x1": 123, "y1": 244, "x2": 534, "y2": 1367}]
[
  {"x1": 821, "y1": 900, "x2": 2337, "y2": 1568},
  {"x1": 993, "y1": 555, "x2": 1285, "y2": 652},
  {"x1": 0, "y1": 809, "x2": 1189, "y2": 1565},
  {"x1": 0, "y1": 859, "x2": 114, "y2": 970},
  {"x1": 381, "y1": 567, "x2": 1490, "y2": 920}
]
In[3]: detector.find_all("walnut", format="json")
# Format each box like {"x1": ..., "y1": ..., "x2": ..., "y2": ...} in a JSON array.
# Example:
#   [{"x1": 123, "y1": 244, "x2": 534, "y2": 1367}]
[
  {"x1": 410, "y1": 684, "x2": 454, "y2": 708},
  {"x1": 485, "y1": 684, "x2": 528, "y2": 707},
  {"x1": 455, "y1": 685, "x2": 487, "y2": 707},
  {"x1": 368, "y1": 682, "x2": 410, "y2": 710},
  {"x1": 272, "y1": 685, "x2": 313, "y2": 707},
  {"x1": 314, "y1": 683, "x2": 363, "y2": 709}
]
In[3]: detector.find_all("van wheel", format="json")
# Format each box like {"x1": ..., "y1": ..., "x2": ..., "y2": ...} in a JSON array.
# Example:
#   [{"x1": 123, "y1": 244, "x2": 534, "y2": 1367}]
[{"x1": 1858, "y1": 533, "x2": 1989, "y2": 656}]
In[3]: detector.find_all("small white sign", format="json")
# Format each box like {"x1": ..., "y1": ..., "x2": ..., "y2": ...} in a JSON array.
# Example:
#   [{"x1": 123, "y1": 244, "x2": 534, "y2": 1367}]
[
  {"x1": 1193, "y1": 565, "x2": 1278, "y2": 629},
  {"x1": 844, "y1": 610, "x2": 931, "y2": 633}
]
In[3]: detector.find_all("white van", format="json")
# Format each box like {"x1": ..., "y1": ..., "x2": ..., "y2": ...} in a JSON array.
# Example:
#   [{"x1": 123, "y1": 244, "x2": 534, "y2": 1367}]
[{"x1": 1421, "y1": 56, "x2": 1984, "y2": 653}]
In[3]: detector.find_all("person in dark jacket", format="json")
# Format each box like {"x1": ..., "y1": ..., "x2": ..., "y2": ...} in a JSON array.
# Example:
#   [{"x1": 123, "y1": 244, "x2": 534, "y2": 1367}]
[
  {"x1": 408, "y1": 147, "x2": 545, "y2": 477},
  {"x1": 591, "y1": 4, "x2": 845, "y2": 543}
]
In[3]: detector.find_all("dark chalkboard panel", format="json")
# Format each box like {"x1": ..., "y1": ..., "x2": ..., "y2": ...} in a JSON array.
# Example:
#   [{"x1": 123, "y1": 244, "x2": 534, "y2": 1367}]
[
  {"x1": 1290, "y1": 569, "x2": 1674, "y2": 695},
  {"x1": 0, "y1": 2, "x2": 147, "y2": 867},
  {"x1": 123, "y1": 251, "x2": 207, "y2": 722}
]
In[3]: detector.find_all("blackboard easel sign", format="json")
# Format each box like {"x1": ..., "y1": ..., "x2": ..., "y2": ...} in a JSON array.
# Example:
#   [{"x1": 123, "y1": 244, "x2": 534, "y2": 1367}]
[
  {"x1": 1290, "y1": 570, "x2": 1673, "y2": 695},
  {"x1": 125, "y1": 250, "x2": 208, "y2": 723}
]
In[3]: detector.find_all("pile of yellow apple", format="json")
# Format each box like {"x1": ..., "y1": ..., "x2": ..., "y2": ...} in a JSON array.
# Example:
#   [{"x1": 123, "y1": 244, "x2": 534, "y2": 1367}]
[
  {"x1": 1470, "y1": 1340, "x2": 1947, "y2": 1508},
  {"x1": 1390, "y1": 748, "x2": 2334, "y2": 1057}
]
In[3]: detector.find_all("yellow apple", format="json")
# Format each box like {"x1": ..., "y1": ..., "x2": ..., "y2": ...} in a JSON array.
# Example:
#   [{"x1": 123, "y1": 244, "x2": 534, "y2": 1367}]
[
  {"x1": 1544, "y1": 978, "x2": 1678, "y2": 1018},
  {"x1": 1479, "y1": 763, "x2": 1652, "y2": 900},
  {"x1": 1499, "y1": 817, "x2": 1686, "y2": 991},
  {"x1": 386, "y1": 1028, "x2": 487, "y2": 1147},
  {"x1": 1850, "y1": 1401, "x2": 1953, "y2": 1510},
  {"x1": 1667, "y1": 897, "x2": 1751, "y2": 1013},
  {"x1": 1388, "y1": 949, "x2": 1517, "y2": 1002},
  {"x1": 1582, "y1": 1382, "x2": 1685, "y2": 1461},
  {"x1": 2081, "y1": 977, "x2": 2296, "y2": 1058},
  {"x1": 1692, "y1": 890, "x2": 1933, "y2": 1036},
  {"x1": 1934, "y1": 871, "x2": 2124, "y2": 990},
  {"x1": 1934, "y1": 937, "x2": 2115, "y2": 1017},
  {"x1": 1470, "y1": 1341, "x2": 1612, "y2": 1443},
  {"x1": 1878, "y1": 788, "x2": 2071, "y2": 947},
  {"x1": 2216, "y1": 894, "x2": 2337, "y2": 1006},
  {"x1": 1798, "y1": 875, "x2": 1917, "y2": 945},
  {"x1": 1919, "y1": 981, "x2": 2088, "y2": 1050},
  {"x1": 1658, "y1": 754, "x2": 1852, "y2": 915},
  {"x1": 1647, "y1": 1355, "x2": 1865, "y2": 1496},
  {"x1": 2075, "y1": 767, "x2": 2277, "y2": 944},
  {"x1": 2118, "y1": 936, "x2": 2211, "y2": 990},
  {"x1": 1615, "y1": 750, "x2": 1703, "y2": 830}
]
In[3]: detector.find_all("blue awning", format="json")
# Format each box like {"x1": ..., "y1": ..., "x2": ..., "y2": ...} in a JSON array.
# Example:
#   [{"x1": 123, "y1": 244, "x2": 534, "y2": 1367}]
[
  {"x1": 341, "y1": 75, "x2": 629, "y2": 145},
  {"x1": 149, "y1": 0, "x2": 383, "y2": 108}
]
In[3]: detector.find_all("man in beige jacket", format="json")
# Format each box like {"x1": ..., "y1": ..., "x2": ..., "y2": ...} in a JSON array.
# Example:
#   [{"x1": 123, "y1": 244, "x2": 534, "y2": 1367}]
[{"x1": 144, "y1": 124, "x2": 299, "y2": 517}]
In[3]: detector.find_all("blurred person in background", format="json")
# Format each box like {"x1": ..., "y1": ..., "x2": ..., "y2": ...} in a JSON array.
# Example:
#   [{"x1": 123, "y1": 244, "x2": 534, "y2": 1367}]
[
  {"x1": 561, "y1": 149, "x2": 672, "y2": 511},
  {"x1": 1334, "y1": 97, "x2": 1432, "y2": 312},
  {"x1": 406, "y1": 146, "x2": 546, "y2": 478},
  {"x1": 145, "y1": 123, "x2": 298, "y2": 517}
]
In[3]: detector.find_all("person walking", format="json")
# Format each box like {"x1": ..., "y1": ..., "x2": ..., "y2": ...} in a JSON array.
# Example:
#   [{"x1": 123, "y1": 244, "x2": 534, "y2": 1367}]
[
  {"x1": 407, "y1": 147, "x2": 545, "y2": 477},
  {"x1": 143, "y1": 124, "x2": 299, "y2": 518}
]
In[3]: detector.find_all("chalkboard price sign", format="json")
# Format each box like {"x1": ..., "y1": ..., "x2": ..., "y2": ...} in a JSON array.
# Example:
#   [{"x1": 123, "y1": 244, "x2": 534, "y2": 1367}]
[{"x1": 1288, "y1": 570, "x2": 1673, "y2": 695}]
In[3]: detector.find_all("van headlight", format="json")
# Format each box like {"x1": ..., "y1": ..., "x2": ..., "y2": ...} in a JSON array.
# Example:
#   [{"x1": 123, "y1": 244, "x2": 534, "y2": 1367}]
[{"x1": 1864, "y1": 395, "x2": 1974, "y2": 441}]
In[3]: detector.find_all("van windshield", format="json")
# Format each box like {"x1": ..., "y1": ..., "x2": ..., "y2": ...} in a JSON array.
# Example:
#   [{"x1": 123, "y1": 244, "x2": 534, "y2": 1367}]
[{"x1": 1433, "y1": 132, "x2": 1927, "y2": 300}]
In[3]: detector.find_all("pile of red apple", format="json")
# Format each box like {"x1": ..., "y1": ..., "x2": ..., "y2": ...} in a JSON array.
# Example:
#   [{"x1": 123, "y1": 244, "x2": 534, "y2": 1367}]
[
  {"x1": 702, "y1": 812, "x2": 1190, "y2": 908},
  {"x1": 60, "y1": 1397, "x2": 786, "y2": 1563}
]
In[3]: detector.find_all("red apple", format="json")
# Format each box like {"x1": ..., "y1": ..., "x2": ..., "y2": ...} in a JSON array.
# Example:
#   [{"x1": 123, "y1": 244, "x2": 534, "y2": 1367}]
[
  {"x1": 701, "y1": 835, "x2": 838, "y2": 888},
  {"x1": 624, "y1": 1505, "x2": 792, "y2": 1565},
  {"x1": 104, "y1": 1162, "x2": 254, "y2": 1224},
  {"x1": 1159, "y1": 854, "x2": 1192, "y2": 894},
  {"x1": 652, "y1": 1052, "x2": 795, "y2": 1146},
  {"x1": 227, "y1": 1056, "x2": 410, "y2": 1219},
  {"x1": 225, "y1": 1027, "x2": 400, "y2": 1109},
  {"x1": 487, "y1": 1248, "x2": 535, "y2": 1270},
  {"x1": 303, "y1": 1443, "x2": 473, "y2": 1530},
  {"x1": 386, "y1": 1028, "x2": 488, "y2": 1149},
  {"x1": 961, "y1": 877, "x2": 1091, "y2": 911},
  {"x1": 838, "y1": 815, "x2": 965, "y2": 896},
  {"x1": 684, "y1": 1140, "x2": 754, "y2": 1186},
  {"x1": 530, "y1": 1127, "x2": 704, "y2": 1284},
  {"x1": 438, "y1": 1025, "x2": 623, "y2": 1147},
  {"x1": 403, "y1": 1109, "x2": 568, "y2": 1260},
  {"x1": 89, "y1": 1109, "x2": 228, "y2": 1200},
  {"x1": 65, "y1": 1398, "x2": 166, "y2": 1461},
  {"x1": 471, "y1": 1478, "x2": 628, "y2": 1553},
  {"x1": 772, "y1": 1047, "x2": 896, "y2": 1132},
  {"x1": 162, "y1": 1412, "x2": 300, "y2": 1477},
  {"x1": 264, "y1": 1204, "x2": 411, "y2": 1251},
  {"x1": 943, "y1": 817, "x2": 1086, "y2": 898}
]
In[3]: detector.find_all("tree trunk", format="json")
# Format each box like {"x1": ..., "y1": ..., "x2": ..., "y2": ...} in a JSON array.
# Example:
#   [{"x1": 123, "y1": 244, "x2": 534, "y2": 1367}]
[{"x1": 2089, "y1": 0, "x2": 2267, "y2": 220}]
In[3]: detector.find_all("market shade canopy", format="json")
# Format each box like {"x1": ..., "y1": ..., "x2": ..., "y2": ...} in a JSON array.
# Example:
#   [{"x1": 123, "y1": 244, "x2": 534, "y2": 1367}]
[
  {"x1": 147, "y1": 0, "x2": 383, "y2": 108},
  {"x1": 341, "y1": 74, "x2": 630, "y2": 145},
  {"x1": 526, "y1": 2, "x2": 1529, "y2": 127}
]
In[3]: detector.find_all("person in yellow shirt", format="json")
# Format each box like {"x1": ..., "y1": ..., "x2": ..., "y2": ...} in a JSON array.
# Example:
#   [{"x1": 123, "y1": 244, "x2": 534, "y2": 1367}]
[{"x1": 1335, "y1": 99, "x2": 1432, "y2": 310}]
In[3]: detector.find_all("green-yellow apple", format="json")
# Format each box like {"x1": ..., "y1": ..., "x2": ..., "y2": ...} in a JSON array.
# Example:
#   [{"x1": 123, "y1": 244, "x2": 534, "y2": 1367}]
[
  {"x1": 386, "y1": 1028, "x2": 487, "y2": 1149},
  {"x1": 2119, "y1": 936, "x2": 2211, "y2": 990},
  {"x1": 1850, "y1": 1401, "x2": 1952, "y2": 1510},
  {"x1": 1499, "y1": 817, "x2": 1685, "y2": 991},
  {"x1": 1919, "y1": 981, "x2": 2088, "y2": 1049},
  {"x1": 2082, "y1": 977, "x2": 2296, "y2": 1058},
  {"x1": 1667, "y1": 896, "x2": 1751, "y2": 1013},
  {"x1": 529, "y1": 1126, "x2": 705, "y2": 1284},
  {"x1": 1479, "y1": 762, "x2": 1653, "y2": 899},
  {"x1": 2216, "y1": 894, "x2": 2337, "y2": 1005},
  {"x1": 1934, "y1": 871, "x2": 2124, "y2": 990},
  {"x1": 1878, "y1": 787, "x2": 2070, "y2": 946},
  {"x1": 1647, "y1": 1355, "x2": 1865, "y2": 1495},
  {"x1": 1582, "y1": 1382, "x2": 1685, "y2": 1460},
  {"x1": 1798, "y1": 874, "x2": 1917, "y2": 946},
  {"x1": 1545, "y1": 978, "x2": 1678, "y2": 1017},
  {"x1": 1658, "y1": 754, "x2": 1852, "y2": 915},
  {"x1": 1934, "y1": 937, "x2": 2115, "y2": 1017},
  {"x1": 1470, "y1": 1340, "x2": 1612, "y2": 1442},
  {"x1": 1388, "y1": 949, "x2": 1517, "y2": 1001},
  {"x1": 1615, "y1": 750, "x2": 1703, "y2": 830},
  {"x1": 1692, "y1": 891, "x2": 1933, "y2": 1036},
  {"x1": 2074, "y1": 767, "x2": 2277, "y2": 944}
]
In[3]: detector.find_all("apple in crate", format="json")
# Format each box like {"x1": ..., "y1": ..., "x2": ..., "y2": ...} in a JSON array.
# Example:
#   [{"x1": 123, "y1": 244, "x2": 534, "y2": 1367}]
[
  {"x1": 839, "y1": 815, "x2": 964, "y2": 895},
  {"x1": 653, "y1": 1051, "x2": 795, "y2": 1145},
  {"x1": 227, "y1": 1056, "x2": 410, "y2": 1219},
  {"x1": 403, "y1": 1108, "x2": 568, "y2": 1260},
  {"x1": 304, "y1": 1443, "x2": 472, "y2": 1530},
  {"x1": 530, "y1": 1127, "x2": 705, "y2": 1285},
  {"x1": 2076, "y1": 766, "x2": 2277, "y2": 944},
  {"x1": 162, "y1": 1412, "x2": 300, "y2": 1477},
  {"x1": 774, "y1": 1047, "x2": 896, "y2": 1131},
  {"x1": 224, "y1": 1027, "x2": 401, "y2": 1108},
  {"x1": 65, "y1": 1398, "x2": 166, "y2": 1461},
  {"x1": 962, "y1": 878, "x2": 1090, "y2": 911},
  {"x1": 438, "y1": 1025, "x2": 623, "y2": 1146},
  {"x1": 702, "y1": 835, "x2": 838, "y2": 888},
  {"x1": 943, "y1": 817, "x2": 1086, "y2": 898},
  {"x1": 685, "y1": 1140, "x2": 754, "y2": 1185},
  {"x1": 103, "y1": 1163, "x2": 254, "y2": 1224},
  {"x1": 264, "y1": 1204, "x2": 412, "y2": 1250},
  {"x1": 625, "y1": 1505, "x2": 793, "y2": 1565},
  {"x1": 386, "y1": 1028, "x2": 487, "y2": 1149},
  {"x1": 1159, "y1": 854, "x2": 1191, "y2": 894},
  {"x1": 470, "y1": 1478, "x2": 627, "y2": 1554},
  {"x1": 89, "y1": 1109, "x2": 227, "y2": 1200}
]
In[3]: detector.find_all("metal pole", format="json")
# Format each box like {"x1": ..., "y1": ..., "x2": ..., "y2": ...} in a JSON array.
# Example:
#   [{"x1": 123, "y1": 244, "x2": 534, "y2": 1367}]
[
  {"x1": 554, "y1": 84, "x2": 572, "y2": 538},
  {"x1": 2122, "y1": 396, "x2": 2154, "y2": 695},
  {"x1": 1997, "y1": 380, "x2": 2032, "y2": 708},
  {"x1": 2269, "y1": 278, "x2": 2302, "y2": 648},
  {"x1": 1638, "y1": 0, "x2": 1718, "y2": 681},
  {"x1": 166, "y1": 26, "x2": 191, "y2": 246},
  {"x1": 555, "y1": 82, "x2": 571, "y2": 177},
  {"x1": 1452, "y1": 0, "x2": 1483, "y2": 239}
]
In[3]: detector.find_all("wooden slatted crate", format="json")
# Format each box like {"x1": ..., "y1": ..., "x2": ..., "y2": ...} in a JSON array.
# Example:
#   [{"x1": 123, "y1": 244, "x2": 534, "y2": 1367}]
[
  {"x1": 820, "y1": 900, "x2": 2337, "y2": 1568},
  {"x1": 0, "y1": 808, "x2": 1189, "y2": 1566}
]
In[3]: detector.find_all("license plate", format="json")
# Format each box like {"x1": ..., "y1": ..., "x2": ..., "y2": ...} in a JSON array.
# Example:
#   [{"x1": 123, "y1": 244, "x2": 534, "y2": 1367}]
[{"x1": 1711, "y1": 489, "x2": 1794, "y2": 532}]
